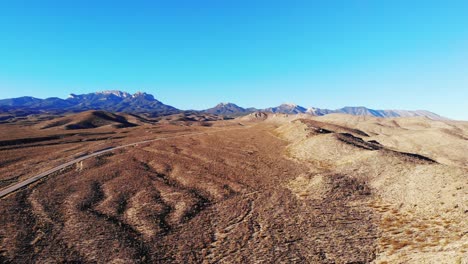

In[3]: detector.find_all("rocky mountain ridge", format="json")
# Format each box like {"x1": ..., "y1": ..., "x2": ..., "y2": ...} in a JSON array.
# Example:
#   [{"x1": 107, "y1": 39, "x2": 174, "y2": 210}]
[
  {"x1": 0, "y1": 90, "x2": 447, "y2": 120},
  {"x1": 0, "y1": 90, "x2": 178, "y2": 117}
]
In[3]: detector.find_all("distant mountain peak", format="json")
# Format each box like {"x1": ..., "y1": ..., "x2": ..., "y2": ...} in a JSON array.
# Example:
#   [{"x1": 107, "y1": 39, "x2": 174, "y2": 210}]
[
  {"x1": 96, "y1": 90, "x2": 131, "y2": 98},
  {"x1": 265, "y1": 103, "x2": 307, "y2": 114},
  {"x1": 133, "y1": 91, "x2": 147, "y2": 96},
  {"x1": 132, "y1": 91, "x2": 155, "y2": 100},
  {"x1": 342, "y1": 106, "x2": 366, "y2": 109},
  {"x1": 204, "y1": 102, "x2": 253, "y2": 116},
  {"x1": 0, "y1": 90, "x2": 178, "y2": 117},
  {"x1": 217, "y1": 102, "x2": 236, "y2": 107}
]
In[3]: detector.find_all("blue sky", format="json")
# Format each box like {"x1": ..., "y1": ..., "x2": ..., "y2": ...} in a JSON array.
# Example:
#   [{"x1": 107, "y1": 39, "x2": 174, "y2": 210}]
[{"x1": 0, "y1": 1, "x2": 467, "y2": 119}]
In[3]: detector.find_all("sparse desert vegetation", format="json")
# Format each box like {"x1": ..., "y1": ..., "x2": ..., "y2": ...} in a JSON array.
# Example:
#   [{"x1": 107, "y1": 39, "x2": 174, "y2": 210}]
[{"x1": 0, "y1": 112, "x2": 466, "y2": 263}]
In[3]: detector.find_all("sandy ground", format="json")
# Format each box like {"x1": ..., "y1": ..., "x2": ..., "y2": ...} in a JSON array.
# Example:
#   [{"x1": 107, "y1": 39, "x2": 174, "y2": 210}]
[
  {"x1": 0, "y1": 113, "x2": 467, "y2": 263},
  {"x1": 275, "y1": 116, "x2": 467, "y2": 263}
]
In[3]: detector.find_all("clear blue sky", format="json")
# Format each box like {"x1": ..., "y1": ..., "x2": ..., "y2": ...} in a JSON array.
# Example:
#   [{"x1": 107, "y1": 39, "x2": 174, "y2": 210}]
[{"x1": 0, "y1": 1, "x2": 467, "y2": 119}]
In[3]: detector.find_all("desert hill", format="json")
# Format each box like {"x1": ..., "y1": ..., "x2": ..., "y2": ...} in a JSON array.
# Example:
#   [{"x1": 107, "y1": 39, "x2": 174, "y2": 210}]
[
  {"x1": 313, "y1": 114, "x2": 468, "y2": 168},
  {"x1": 275, "y1": 116, "x2": 467, "y2": 263},
  {"x1": 156, "y1": 112, "x2": 226, "y2": 126},
  {"x1": 40, "y1": 110, "x2": 139, "y2": 130},
  {"x1": 0, "y1": 111, "x2": 466, "y2": 263}
]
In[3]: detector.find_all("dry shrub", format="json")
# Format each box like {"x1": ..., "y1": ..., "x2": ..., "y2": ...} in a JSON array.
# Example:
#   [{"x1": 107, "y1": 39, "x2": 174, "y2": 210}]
[{"x1": 391, "y1": 240, "x2": 411, "y2": 250}]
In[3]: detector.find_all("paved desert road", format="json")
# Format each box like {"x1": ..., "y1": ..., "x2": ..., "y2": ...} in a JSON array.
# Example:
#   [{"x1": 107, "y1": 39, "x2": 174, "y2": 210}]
[{"x1": 0, "y1": 129, "x2": 230, "y2": 199}]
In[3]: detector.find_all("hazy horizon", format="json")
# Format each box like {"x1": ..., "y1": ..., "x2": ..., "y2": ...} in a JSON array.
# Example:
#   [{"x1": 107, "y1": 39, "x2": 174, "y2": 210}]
[{"x1": 1, "y1": 1, "x2": 467, "y2": 119}]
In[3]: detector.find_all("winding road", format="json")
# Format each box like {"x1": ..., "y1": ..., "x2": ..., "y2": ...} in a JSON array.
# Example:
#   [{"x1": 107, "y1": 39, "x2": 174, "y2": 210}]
[{"x1": 0, "y1": 130, "x2": 223, "y2": 199}]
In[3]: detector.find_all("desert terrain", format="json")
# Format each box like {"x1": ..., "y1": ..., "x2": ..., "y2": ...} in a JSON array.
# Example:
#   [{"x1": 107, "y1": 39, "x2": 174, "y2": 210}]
[{"x1": 0, "y1": 111, "x2": 466, "y2": 263}]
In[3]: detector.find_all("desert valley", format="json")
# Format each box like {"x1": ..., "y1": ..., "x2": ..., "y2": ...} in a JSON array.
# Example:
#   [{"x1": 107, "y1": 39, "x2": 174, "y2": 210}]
[{"x1": 0, "y1": 91, "x2": 466, "y2": 263}]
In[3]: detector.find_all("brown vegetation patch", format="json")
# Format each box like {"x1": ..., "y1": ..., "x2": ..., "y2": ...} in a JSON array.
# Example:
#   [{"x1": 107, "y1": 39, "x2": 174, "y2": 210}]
[
  {"x1": 298, "y1": 119, "x2": 370, "y2": 137},
  {"x1": 336, "y1": 133, "x2": 383, "y2": 150}
]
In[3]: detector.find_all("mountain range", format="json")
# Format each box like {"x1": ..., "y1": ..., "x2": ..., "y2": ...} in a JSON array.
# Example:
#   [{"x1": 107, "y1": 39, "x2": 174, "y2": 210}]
[
  {"x1": 0, "y1": 90, "x2": 447, "y2": 120},
  {"x1": 202, "y1": 102, "x2": 445, "y2": 120},
  {"x1": 0, "y1": 91, "x2": 178, "y2": 117}
]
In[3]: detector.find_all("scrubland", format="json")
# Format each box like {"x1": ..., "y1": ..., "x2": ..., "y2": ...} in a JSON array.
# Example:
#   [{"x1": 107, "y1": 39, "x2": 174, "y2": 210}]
[{"x1": 0, "y1": 112, "x2": 466, "y2": 263}]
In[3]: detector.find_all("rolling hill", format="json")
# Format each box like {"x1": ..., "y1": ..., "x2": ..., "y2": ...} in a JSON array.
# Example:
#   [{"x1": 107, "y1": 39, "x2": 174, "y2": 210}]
[{"x1": 40, "y1": 110, "x2": 139, "y2": 130}]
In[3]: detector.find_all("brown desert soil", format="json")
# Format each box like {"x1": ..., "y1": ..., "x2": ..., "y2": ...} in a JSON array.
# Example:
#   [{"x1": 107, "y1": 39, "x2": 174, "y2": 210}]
[{"x1": 0, "y1": 113, "x2": 466, "y2": 263}]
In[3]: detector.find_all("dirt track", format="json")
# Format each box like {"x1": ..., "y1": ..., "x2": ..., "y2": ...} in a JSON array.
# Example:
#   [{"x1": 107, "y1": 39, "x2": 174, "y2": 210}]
[
  {"x1": 0, "y1": 123, "x2": 379, "y2": 263},
  {"x1": 0, "y1": 129, "x2": 236, "y2": 199}
]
